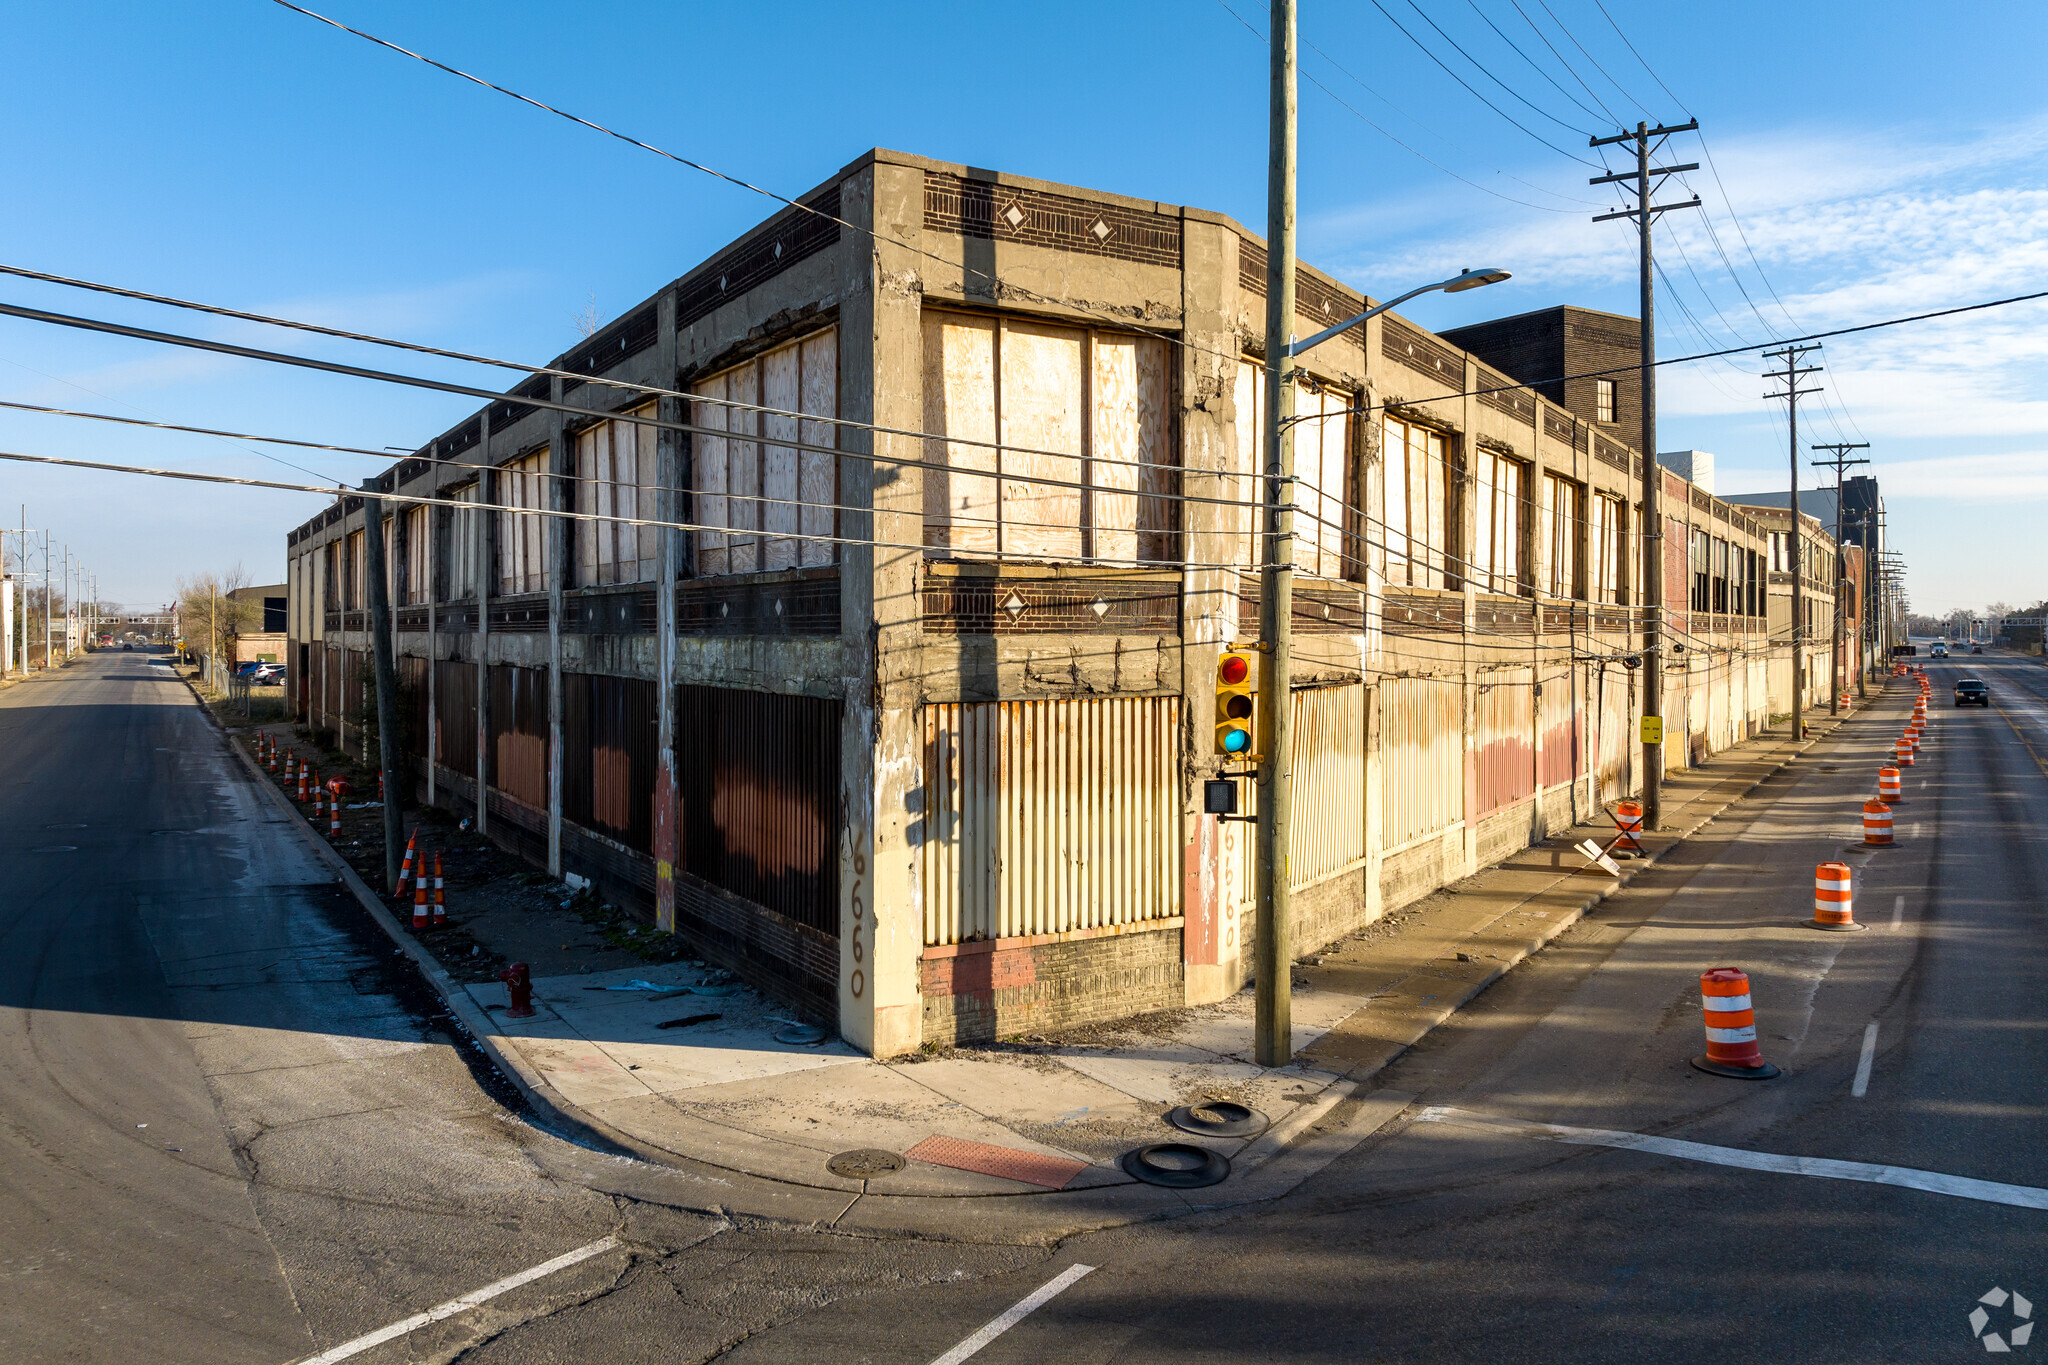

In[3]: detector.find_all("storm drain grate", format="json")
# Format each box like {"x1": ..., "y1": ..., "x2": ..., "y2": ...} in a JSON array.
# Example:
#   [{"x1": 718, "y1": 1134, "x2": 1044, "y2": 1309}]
[{"x1": 905, "y1": 1135, "x2": 1088, "y2": 1189}]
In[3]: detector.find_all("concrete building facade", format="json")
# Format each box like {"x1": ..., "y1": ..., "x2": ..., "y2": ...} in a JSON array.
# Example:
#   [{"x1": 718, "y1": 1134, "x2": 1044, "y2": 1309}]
[{"x1": 283, "y1": 149, "x2": 1781, "y2": 1056}]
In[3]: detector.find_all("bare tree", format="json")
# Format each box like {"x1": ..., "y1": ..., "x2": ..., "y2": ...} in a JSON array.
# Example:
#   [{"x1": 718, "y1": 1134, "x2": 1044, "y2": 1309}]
[
  {"x1": 572, "y1": 292, "x2": 605, "y2": 338},
  {"x1": 176, "y1": 563, "x2": 258, "y2": 668}
]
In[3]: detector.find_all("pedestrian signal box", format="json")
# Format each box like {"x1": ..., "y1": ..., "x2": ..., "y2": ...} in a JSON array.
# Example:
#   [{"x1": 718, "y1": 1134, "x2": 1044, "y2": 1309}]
[{"x1": 1215, "y1": 648, "x2": 1256, "y2": 756}]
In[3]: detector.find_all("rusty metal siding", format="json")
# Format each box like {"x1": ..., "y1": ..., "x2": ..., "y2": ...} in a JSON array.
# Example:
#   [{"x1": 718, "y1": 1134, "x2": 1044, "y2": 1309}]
[
  {"x1": 1288, "y1": 683, "x2": 1367, "y2": 886},
  {"x1": 1595, "y1": 664, "x2": 1632, "y2": 789},
  {"x1": 434, "y1": 659, "x2": 478, "y2": 776},
  {"x1": 488, "y1": 665, "x2": 550, "y2": 812},
  {"x1": 921, "y1": 696, "x2": 1179, "y2": 946},
  {"x1": 1378, "y1": 676, "x2": 1463, "y2": 848},
  {"x1": 341, "y1": 649, "x2": 365, "y2": 728},
  {"x1": 1474, "y1": 667, "x2": 1535, "y2": 817},
  {"x1": 398, "y1": 654, "x2": 431, "y2": 775},
  {"x1": 563, "y1": 674, "x2": 658, "y2": 853},
  {"x1": 1537, "y1": 667, "x2": 1577, "y2": 789},
  {"x1": 675, "y1": 685, "x2": 841, "y2": 935}
]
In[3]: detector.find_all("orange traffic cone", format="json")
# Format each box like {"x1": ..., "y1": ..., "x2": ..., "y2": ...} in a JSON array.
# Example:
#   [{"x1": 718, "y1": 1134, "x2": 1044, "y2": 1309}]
[
  {"x1": 1692, "y1": 967, "x2": 1780, "y2": 1078},
  {"x1": 432, "y1": 851, "x2": 447, "y2": 926},
  {"x1": 412, "y1": 872, "x2": 430, "y2": 930},
  {"x1": 397, "y1": 830, "x2": 418, "y2": 894}
]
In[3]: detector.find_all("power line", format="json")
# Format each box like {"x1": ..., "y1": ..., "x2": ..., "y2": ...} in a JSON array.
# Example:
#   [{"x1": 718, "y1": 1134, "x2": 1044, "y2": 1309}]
[
  {"x1": 1398, "y1": 0, "x2": 1596, "y2": 137},
  {"x1": 1462, "y1": 0, "x2": 1612, "y2": 126},
  {"x1": 1363, "y1": 0, "x2": 1605, "y2": 168},
  {"x1": 1504, "y1": 0, "x2": 1624, "y2": 125}
]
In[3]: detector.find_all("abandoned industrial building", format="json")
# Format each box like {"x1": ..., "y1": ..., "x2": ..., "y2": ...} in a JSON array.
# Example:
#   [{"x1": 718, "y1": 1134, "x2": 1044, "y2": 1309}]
[{"x1": 283, "y1": 147, "x2": 1856, "y2": 1057}]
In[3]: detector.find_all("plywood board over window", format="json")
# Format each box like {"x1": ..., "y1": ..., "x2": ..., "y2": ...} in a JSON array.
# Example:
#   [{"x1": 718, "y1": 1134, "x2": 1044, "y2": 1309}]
[
  {"x1": 690, "y1": 327, "x2": 838, "y2": 576},
  {"x1": 1542, "y1": 472, "x2": 1582, "y2": 600},
  {"x1": 401, "y1": 505, "x2": 430, "y2": 606},
  {"x1": 575, "y1": 403, "x2": 659, "y2": 586},
  {"x1": 1382, "y1": 416, "x2": 1452, "y2": 589},
  {"x1": 442, "y1": 482, "x2": 481, "y2": 601},
  {"x1": 1471, "y1": 449, "x2": 1525, "y2": 595},
  {"x1": 1233, "y1": 361, "x2": 1354, "y2": 578},
  {"x1": 923, "y1": 311, "x2": 1176, "y2": 564},
  {"x1": 496, "y1": 452, "x2": 548, "y2": 596}
]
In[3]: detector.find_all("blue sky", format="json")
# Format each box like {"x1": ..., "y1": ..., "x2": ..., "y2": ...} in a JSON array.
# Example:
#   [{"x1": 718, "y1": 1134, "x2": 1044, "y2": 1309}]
[{"x1": 3, "y1": 1, "x2": 2044, "y2": 613}]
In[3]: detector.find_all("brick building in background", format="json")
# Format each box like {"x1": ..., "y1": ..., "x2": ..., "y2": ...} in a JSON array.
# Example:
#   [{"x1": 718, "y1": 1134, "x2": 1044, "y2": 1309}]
[{"x1": 285, "y1": 149, "x2": 1783, "y2": 1056}]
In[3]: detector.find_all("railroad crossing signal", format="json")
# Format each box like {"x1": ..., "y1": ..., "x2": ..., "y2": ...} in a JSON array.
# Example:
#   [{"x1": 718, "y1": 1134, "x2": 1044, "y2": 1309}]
[{"x1": 1215, "y1": 647, "x2": 1256, "y2": 756}]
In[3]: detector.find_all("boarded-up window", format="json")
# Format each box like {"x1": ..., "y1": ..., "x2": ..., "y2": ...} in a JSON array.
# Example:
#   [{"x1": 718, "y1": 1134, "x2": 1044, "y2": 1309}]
[
  {"x1": 689, "y1": 327, "x2": 838, "y2": 576},
  {"x1": 442, "y1": 482, "x2": 482, "y2": 600},
  {"x1": 324, "y1": 541, "x2": 342, "y2": 610},
  {"x1": 1590, "y1": 493, "x2": 1623, "y2": 604},
  {"x1": 345, "y1": 530, "x2": 366, "y2": 609},
  {"x1": 488, "y1": 664, "x2": 550, "y2": 810},
  {"x1": 1233, "y1": 361, "x2": 1353, "y2": 578},
  {"x1": 401, "y1": 505, "x2": 430, "y2": 606},
  {"x1": 675, "y1": 686, "x2": 841, "y2": 933},
  {"x1": 497, "y1": 452, "x2": 548, "y2": 596},
  {"x1": 1542, "y1": 472, "x2": 1581, "y2": 599},
  {"x1": 923, "y1": 312, "x2": 1175, "y2": 564},
  {"x1": 1471, "y1": 450, "x2": 1525, "y2": 595},
  {"x1": 574, "y1": 405, "x2": 659, "y2": 586},
  {"x1": 1382, "y1": 416, "x2": 1452, "y2": 589},
  {"x1": 562, "y1": 673, "x2": 657, "y2": 853}
]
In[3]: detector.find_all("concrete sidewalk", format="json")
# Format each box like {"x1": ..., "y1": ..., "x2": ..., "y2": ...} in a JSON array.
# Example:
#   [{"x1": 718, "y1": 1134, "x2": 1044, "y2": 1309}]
[
  {"x1": 415, "y1": 686, "x2": 1903, "y2": 1209},
  {"x1": 222, "y1": 676, "x2": 1914, "y2": 1235}
]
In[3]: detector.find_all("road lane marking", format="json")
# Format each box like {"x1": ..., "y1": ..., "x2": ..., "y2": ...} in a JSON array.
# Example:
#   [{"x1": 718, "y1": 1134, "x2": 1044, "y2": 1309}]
[
  {"x1": 1891, "y1": 894, "x2": 1904, "y2": 928},
  {"x1": 928, "y1": 1263, "x2": 1096, "y2": 1365},
  {"x1": 1852, "y1": 1023, "x2": 1879, "y2": 1097},
  {"x1": 1415, "y1": 1108, "x2": 2048, "y2": 1211},
  {"x1": 292, "y1": 1236, "x2": 621, "y2": 1364}
]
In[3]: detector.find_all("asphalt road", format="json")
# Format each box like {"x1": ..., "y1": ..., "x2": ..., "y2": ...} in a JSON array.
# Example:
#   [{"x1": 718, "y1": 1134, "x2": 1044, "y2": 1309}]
[{"x1": 4, "y1": 652, "x2": 2042, "y2": 1364}]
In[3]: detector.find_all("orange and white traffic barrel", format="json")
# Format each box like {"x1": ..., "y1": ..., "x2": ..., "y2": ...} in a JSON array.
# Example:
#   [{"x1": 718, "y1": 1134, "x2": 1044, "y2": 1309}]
[
  {"x1": 1811, "y1": 861, "x2": 1864, "y2": 931},
  {"x1": 1614, "y1": 800, "x2": 1646, "y2": 856},
  {"x1": 1895, "y1": 737, "x2": 1914, "y2": 768},
  {"x1": 1692, "y1": 967, "x2": 1781, "y2": 1078},
  {"x1": 1878, "y1": 765, "x2": 1902, "y2": 802},
  {"x1": 1863, "y1": 799, "x2": 1895, "y2": 846}
]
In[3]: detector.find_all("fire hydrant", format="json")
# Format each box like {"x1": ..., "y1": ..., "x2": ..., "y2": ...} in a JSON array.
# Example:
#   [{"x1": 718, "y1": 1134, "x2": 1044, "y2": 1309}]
[{"x1": 499, "y1": 962, "x2": 536, "y2": 1018}]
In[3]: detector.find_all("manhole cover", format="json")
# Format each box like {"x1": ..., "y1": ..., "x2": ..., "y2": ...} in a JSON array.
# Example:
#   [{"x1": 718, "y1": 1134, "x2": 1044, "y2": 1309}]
[
  {"x1": 1121, "y1": 1142, "x2": 1231, "y2": 1188},
  {"x1": 1166, "y1": 1101, "x2": 1269, "y2": 1139},
  {"x1": 774, "y1": 1021, "x2": 828, "y2": 1046},
  {"x1": 827, "y1": 1148, "x2": 905, "y2": 1179}
]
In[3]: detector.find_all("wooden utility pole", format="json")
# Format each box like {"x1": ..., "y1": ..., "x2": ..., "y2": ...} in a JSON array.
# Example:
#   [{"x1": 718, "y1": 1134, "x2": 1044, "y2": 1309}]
[
  {"x1": 362, "y1": 488, "x2": 406, "y2": 893},
  {"x1": 1811, "y1": 443, "x2": 1869, "y2": 712},
  {"x1": 1591, "y1": 119, "x2": 1696, "y2": 830},
  {"x1": 1765, "y1": 346, "x2": 1823, "y2": 740},
  {"x1": 1255, "y1": 0, "x2": 1298, "y2": 1069}
]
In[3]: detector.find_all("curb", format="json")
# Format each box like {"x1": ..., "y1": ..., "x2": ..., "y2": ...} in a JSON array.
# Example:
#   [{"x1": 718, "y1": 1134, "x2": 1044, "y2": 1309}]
[{"x1": 1323, "y1": 699, "x2": 1885, "y2": 1085}]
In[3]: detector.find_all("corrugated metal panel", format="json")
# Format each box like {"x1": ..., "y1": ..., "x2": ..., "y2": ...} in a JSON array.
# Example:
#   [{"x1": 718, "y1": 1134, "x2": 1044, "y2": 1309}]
[
  {"x1": 1537, "y1": 668, "x2": 1577, "y2": 789},
  {"x1": 488, "y1": 665, "x2": 550, "y2": 811},
  {"x1": 676, "y1": 685, "x2": 840, "y2": 935},
  {"x1": 921, "y1": 696, "x2": 1179, "y2": 946},
  {"x1": 1596, "y1": 665, "x2": 1632, "y2": 789},
  {"x1": 1288, "y1": 683, "x2": 1367, "y2": 885},
  {"x1": 434, "y1": 659, "x2": 479, "y2": 776},
  {"x1": 1378, "y1": 675, "x2": 1463, "y2": 847},
  {"x1": 1474, "y1": 667, "x2": 1534, "y2": 817}
]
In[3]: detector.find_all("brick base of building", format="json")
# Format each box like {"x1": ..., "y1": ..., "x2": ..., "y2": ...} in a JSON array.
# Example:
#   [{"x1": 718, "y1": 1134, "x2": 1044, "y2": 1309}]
[{"x1": 918, "y1": 921, "x2": 1186, "y2": 1047}]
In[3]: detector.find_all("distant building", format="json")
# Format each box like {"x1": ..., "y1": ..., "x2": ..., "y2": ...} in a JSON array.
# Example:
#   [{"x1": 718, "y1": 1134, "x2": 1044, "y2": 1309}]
[
  {"x1": 226, "y1": 583, "x2": 288, "y2": 664},
  {"x1": 1657, "y1": 449, "x2": 1715, "y2": 495},
  {"x1": 1439, "y1": 304, "x2": 1642, "y2": 435}
]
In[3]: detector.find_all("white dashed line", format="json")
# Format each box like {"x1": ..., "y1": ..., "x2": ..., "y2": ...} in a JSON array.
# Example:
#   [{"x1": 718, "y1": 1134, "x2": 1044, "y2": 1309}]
[
  {"x1": 1416, "y1": 1108, "x2": 2048, "y2": 1211},
  {"x1": 1891, "y1": 895, "x2": 1904, "y2": 928},
  {"x1": 929, "y1": 1264, "x2": 1096, "y2": 1365},
  {"x1": 293, "y1": 1237, "x2": 621, "y2": 1364},
  {"x1": 1853, "y1": 1023, "x2": 1879, "y2": 1097}
]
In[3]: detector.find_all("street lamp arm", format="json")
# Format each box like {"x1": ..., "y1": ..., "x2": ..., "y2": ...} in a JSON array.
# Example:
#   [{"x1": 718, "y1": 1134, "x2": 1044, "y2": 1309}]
[{"x1": 1288, "y1": 266, "x2": 1510, "y2": 358}]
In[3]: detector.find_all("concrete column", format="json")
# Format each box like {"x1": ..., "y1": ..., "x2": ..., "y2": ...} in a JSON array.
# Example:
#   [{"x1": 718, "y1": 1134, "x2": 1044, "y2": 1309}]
[
  {"x1": 1178, "y1": 215, "x2": 1244, "y2": 1008},
  {"x1": 426, "y1": 447, "x2": 439, "y2": 809},
  {"x1": 1526, "y1": 389, "x2": 1549, "y2": 844},
  {"x1": 653, "y1": 289, "x2": 681, "y2": 933},
  {"x1": 835, "y1": 158, "x2": 925, "y2": 1057},
  {"x1": 546, "y1": 387, "x2": 567, "y2": 878}
]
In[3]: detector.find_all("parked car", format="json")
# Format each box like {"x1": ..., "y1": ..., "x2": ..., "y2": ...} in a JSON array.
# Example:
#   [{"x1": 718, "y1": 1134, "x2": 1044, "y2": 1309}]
[
  {"x1": 249, "y1": 662, "x2": 285, "y2": 685},
  {"x1": 1973, "y1": 645, "x2": 1984, "y2": 654},
  {"x1": 1955, "y1": 679, "x2": 1989, "y2": 707}
]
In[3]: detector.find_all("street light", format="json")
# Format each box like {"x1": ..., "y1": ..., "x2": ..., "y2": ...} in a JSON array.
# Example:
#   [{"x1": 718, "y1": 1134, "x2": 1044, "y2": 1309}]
[
  {"x1": 1289, "y1": 267, "x2": 1512, "y2": 358},
  {"x1": 1249, "y1": 247, "x2": 1510, "y2": 1069}
]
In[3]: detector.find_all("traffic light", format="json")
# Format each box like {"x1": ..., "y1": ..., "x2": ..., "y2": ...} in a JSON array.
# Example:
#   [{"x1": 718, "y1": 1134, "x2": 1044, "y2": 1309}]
[{"x1": 1215, "y1": 647, "x2": 1256, "y2": 756}]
